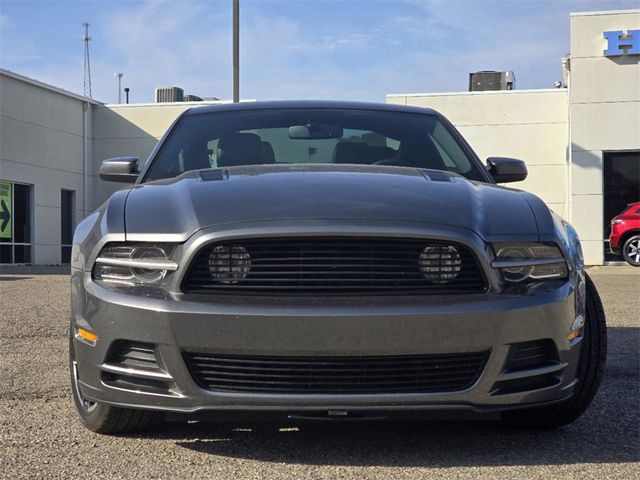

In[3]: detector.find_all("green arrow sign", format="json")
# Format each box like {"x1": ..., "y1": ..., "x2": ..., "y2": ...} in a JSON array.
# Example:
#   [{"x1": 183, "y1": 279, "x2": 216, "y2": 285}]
[{"x1": 0, "y1": 180, "x2": 12, "y2": 239}]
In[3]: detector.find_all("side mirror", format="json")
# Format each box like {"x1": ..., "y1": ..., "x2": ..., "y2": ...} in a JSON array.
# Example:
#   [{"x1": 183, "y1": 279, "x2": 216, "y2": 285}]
[
  {"x1": 486, "y1": 157, "x2": 527, "y2": 183},
  {"x1": 99, "y1": 157, "x2": 140, "y2": 183}
]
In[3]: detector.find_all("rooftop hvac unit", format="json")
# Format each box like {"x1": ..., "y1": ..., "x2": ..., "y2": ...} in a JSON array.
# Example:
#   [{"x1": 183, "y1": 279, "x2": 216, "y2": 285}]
[
  {"x1": 155, "y1": 86, "x2": 184, "y2": 103},
  {"x1": 184, "y1": 94, "x2": 203, "y2": 102},
  {"x1": 468, "y1": 71, "x2": 515, "y2": 92}
]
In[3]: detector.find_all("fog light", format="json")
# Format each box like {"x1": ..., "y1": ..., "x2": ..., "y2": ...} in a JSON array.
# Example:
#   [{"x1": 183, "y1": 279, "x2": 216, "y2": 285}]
[
  {"x1": 76, "y1": 327, "x2": 98, "y2": 345},
  {"x1": 419, "y1": 245, "x2": 462, "y2": 284},
  {"x1": 208, "y1": 245, "x2": 251, "y2": 284}
]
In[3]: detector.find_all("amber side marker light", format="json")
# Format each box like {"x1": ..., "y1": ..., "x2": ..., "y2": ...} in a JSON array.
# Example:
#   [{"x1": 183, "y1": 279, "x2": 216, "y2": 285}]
[
  {"x1": 566, "y1": 315, "x2": 585, "y2": 342},
  {"x1": 76, "y1": 328, "x2": 98, "y2": 345},
  {"x1": 566, "y1": 330, "x2": 581, "y2": 342}
]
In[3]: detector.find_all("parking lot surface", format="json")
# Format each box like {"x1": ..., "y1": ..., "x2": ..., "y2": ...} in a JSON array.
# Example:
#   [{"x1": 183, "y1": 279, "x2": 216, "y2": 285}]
[{"x1": 1, "y1": 266, "x2": 638, "y2": 479}]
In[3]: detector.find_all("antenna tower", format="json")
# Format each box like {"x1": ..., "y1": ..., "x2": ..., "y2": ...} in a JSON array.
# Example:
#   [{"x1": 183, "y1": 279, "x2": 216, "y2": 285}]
[{"x1": 82, "y1": 22, "x2": 92, "y2": 98}]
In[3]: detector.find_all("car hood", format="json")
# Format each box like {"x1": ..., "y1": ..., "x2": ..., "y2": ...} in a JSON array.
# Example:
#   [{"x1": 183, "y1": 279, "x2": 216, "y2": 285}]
[{"x1": 124, "y1": 165, "x2": 539, "y2": 242}]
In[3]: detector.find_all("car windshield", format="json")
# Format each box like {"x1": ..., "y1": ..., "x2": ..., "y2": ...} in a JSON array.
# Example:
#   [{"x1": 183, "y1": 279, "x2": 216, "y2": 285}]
[{"x1": 144, "y1": 108, "x2": 487, "y2": 182}]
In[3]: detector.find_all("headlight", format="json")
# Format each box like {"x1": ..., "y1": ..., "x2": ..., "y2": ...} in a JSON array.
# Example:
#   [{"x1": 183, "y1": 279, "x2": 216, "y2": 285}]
[
  {"x1": 208, "y1": 245, "x2": 251, "y2": 284},
  {"x1": 562, "y1": 220, "x2": 584, "y2": 271},
  {"x1": 492, "y1": 242, "x2": 568, "y2": 283},
  {"x1": 93, "y1": 243, "x2": 178, "y2": 285}
]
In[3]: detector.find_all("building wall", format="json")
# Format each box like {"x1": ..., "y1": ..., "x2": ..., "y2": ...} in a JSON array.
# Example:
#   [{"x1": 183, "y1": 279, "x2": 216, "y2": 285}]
[
  {"x1": 387, "y1": 90, "x2": 570, "y2": 218},
  {"x1": 568, "y1": 10, "x2": 640, "y2": 265},
  {"x1": 91, "y1": 102, "x2": 223, "y2": 211},
  {"x1": 0, "y1": 71, "x2": 94, "y2": 264}
]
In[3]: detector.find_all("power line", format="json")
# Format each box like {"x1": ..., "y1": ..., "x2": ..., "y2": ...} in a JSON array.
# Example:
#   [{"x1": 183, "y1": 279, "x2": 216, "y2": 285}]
[{"x1": 82, "y1": 22, "x2": 92, "y2": 98}]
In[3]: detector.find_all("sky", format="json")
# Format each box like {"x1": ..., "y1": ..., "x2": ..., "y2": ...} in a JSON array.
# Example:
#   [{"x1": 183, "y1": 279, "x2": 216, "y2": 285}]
[{"x1": 0, "y1": 0, "x2": 638, "y2": 104}]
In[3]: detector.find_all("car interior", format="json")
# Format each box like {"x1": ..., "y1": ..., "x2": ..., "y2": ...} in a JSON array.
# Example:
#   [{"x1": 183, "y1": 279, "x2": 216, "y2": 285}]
[{"x1": 144, "y1": 109, "x2": 485, "y2": 182}]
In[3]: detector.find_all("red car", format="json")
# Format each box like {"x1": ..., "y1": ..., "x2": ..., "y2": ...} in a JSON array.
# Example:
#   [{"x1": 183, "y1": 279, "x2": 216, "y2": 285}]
[{"x1": 610, "y1": 202, "x2": 640, "y2": 266}]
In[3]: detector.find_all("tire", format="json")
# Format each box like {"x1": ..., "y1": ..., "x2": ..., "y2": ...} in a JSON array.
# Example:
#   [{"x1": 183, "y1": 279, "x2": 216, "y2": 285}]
[
  {"x1": 69, "y1": 329, "x2": 162, "y2": 434},
  {"x1": 622, "y1": 234, "x2": 640, "y2": 266},
  {"x1": 501, "y1": 272, "x2": 607, "y2": 429}
]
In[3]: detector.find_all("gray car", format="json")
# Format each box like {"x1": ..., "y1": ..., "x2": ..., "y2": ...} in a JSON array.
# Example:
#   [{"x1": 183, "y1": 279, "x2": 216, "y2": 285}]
[{"x1": 70, "y1": 101, "x2": 606, "y2": 434}]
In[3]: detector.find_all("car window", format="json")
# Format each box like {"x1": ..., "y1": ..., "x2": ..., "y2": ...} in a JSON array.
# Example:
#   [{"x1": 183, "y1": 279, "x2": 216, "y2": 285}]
[
  {"x1": 145, "y1": 108, "x2": 486, "y2": 182},
  {"x1": 428, "y1": 123, "x2": 474, "y2": 172}
]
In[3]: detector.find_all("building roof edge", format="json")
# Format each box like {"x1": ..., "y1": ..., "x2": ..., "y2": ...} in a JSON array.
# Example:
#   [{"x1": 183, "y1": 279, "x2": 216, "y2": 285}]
[{"x1": 0, "y1": 68, "x2": 101, "y2": 105}]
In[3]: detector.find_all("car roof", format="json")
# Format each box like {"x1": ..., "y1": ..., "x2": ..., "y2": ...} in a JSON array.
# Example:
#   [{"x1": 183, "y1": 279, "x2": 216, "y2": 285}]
[{"x1": 185, "y1": 99, "x2": 439, "y2": 116}]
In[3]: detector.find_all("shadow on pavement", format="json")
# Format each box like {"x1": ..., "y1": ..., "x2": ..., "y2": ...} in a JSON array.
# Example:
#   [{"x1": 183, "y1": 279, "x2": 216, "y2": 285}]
[
  {"x1": 0, "y1": 265, "x2": 70, "y2": 276},
  {"x1": 130, "y1": 326, "x2": 639, "y2": 468}
]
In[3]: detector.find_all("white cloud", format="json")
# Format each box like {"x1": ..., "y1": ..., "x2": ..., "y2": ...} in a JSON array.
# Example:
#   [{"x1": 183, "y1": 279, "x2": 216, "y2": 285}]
[
  {"x1": 91, "y1": 0, "x2": 231, "y2": 102},
  {"x1": 2, "y1": 0, "x2": 638, "y2": 102}
]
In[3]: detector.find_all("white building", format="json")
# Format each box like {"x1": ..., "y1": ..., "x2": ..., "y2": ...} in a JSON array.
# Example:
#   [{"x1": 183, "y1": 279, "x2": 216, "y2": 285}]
[
  {"x1": 388, "y1": 9, "x2": 639, "y2": 265},
  {"x1": 0, "y1": 9, "x2": 638, "y2": 265}
]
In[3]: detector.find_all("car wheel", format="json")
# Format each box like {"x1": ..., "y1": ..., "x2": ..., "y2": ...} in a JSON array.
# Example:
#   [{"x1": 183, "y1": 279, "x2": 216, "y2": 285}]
[
  {"x1": 501, "y1": 272, "x2": 607, "y2": 430},
  {"x1": 69, "y1": 328, "x2": 162, "y2": 434},
  {"x1": 622, "y1": 234, "x2": 640, "y2": 266}
]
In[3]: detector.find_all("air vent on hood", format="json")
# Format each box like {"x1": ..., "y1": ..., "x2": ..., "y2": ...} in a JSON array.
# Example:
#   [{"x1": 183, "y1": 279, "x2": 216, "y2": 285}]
[
  {"x1": 422, "y1": 170, "x2": 454, "y2": 182},
  {"x1": 200, "y1": 169, "x2": 228, "y2": 182}
]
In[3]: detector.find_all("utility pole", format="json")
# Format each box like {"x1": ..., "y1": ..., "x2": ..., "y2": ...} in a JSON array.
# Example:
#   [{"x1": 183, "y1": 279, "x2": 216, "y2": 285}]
[
  {"x1": 233, "y1": 0, "x2": 239, "y2": 102},
  {"x1": 82, "y1": 22, "x2": 92, "y2": 98},
  {"x1": 114, "y1": 73, "x2": 123, "y2": 104}
]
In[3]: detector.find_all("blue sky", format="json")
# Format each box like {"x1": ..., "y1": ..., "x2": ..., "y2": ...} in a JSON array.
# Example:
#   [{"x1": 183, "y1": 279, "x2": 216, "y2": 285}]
[{"x1": 1, "y1": 0, "x2": 637, "y2": 103}]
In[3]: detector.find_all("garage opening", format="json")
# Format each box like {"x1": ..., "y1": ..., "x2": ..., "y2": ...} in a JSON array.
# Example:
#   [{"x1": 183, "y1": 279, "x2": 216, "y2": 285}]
[{"x1": 603, "y1": 151, "x2": 640, "y2": 262}]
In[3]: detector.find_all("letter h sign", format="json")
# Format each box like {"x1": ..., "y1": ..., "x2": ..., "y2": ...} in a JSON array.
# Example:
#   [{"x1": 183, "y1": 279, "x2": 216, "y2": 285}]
[{"x1": 603, "y1": 30, "x2": 640, "y2": 56}]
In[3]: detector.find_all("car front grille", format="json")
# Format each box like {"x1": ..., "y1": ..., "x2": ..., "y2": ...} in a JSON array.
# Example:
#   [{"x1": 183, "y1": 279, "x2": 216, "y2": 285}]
[
  {"x1": 181, "y1": 237, "x2": 486, "y2": 295},
  {"x1": 183, "y1": 351, "x2": 490, "y2": 394}
]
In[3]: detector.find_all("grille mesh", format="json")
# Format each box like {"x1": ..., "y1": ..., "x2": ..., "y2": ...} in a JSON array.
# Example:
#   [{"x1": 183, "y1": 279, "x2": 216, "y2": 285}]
[
  {"x1": 182, "y1": 237, "x2": 486, "y2": 295},
  {"x1": 184, "y1": 351, "x2": 490, "y2": 394}
]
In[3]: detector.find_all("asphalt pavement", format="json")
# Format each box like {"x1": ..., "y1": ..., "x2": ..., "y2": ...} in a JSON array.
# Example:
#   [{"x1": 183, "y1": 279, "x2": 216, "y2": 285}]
[{"x1": 0, "y1": 265, "x2": 638, "y2": 479}]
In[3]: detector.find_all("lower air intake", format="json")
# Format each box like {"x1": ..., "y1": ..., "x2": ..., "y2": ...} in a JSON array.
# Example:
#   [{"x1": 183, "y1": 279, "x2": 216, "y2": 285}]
[
  {"x1": 504, "y1": 339, "x2": 558, "y2": 372},
  {"x1": 106, "y1": 341, "x2": 160, "y2": 371},
  {"x1": 183, "y1": 351, "x2": 490, "y2": 394}
]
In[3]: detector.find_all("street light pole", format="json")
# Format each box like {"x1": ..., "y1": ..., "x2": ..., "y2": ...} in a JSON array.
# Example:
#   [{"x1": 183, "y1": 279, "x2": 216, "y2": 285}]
[
  {"x1": 233, "y1": 0, "x2": 239, "y2": 103},
  {"x1": 115, "y1": 73, "x2": 123, "y2": 104}
]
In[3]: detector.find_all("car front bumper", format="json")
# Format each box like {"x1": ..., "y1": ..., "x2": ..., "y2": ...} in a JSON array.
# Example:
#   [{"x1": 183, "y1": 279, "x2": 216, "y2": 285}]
[{"x1": 71, "y1": 268, "x2": 583, "y2": 417}]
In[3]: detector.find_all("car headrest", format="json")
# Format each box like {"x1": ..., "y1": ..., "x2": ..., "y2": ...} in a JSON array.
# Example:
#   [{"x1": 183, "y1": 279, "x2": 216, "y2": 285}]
[
  {"x1": 331, "y1": 142, "x2": 369, "y2": 164},
  {"x1": 182, "y1": 141, "x2": 212, "y2": 171},
  {"x1": 399, "y1": 140, "x2": 445, "y2": 170},
  {"x1": 368, "y1": 146, "x2": 396, "y2": 162},
  {"x1": 217, "y1": 133, "x2": 263, "y2": 167},
  {"x1": 260, "y1": 141, "x2": 275, "y2": 164}
]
